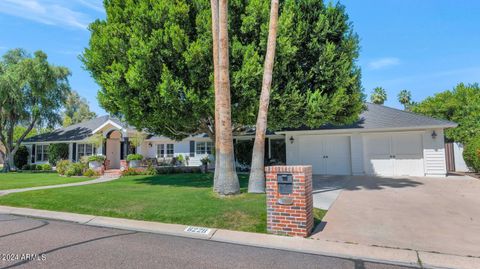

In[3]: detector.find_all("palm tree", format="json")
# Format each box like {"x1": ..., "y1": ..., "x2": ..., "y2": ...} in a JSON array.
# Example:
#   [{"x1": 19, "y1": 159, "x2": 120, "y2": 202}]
[
  {"x1": 248, "y1": 0, "x2": 280, "y2": 193},
  {"x1": 211, "y1": 0, "x2": 240, "y2": 195},
  {"x1": 370, "y1": 87, "x2": 387, "y2": 105},
  {"x1": 398, "y1": 89, "x2": 412, "y2": 110}
]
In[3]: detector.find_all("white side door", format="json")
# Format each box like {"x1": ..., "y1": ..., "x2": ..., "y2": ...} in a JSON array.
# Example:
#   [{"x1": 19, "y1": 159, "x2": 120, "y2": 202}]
[
  {"x1": 299, "y1": 135, "x2": 327, "y2": 175},
  {"x1": 392, "y1": 133, "x2": 424, "y2": 176},
  {"x1": 324, "y1": 136, "x2": 352, "y2": 175},
  {"x1": 364, "y1": 134, "x2": 394, "y2": 176}
]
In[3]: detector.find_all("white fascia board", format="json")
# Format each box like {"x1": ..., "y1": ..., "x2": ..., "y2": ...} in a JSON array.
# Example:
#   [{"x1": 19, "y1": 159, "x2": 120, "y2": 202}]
[
  {"x1": 92, "y1": 120, "x2": 124, "y2": 134},
  {"x1": 276, "y1": 125, "x2": 454, "y2": 136}
]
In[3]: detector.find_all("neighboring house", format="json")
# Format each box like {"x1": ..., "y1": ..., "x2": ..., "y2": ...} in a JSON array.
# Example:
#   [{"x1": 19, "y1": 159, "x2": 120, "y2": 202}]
[{"x1": 23, "y1": 103, "x2": 457, "y2": 177}]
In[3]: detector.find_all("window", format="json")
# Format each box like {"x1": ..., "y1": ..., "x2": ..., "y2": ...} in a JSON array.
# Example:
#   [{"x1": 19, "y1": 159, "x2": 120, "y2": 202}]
[
  {"x1": 157, "y1": 144, "x2": 165, "y2": 158},
  {"x1": 196, "y1": 142, "x2": 213, "y2": 155},
  {"x1": 36, "y1": 144, "x2": 49, "y2": 162},
  {"x1": 166, "y1": 144, "x2": 174, "y2": 157},
  {"x1": 156, "y1": 144, "x2": 174, "y2": 158},
  {"x1": 77, "y1": 144, "x2": 95, "y2": 160}
]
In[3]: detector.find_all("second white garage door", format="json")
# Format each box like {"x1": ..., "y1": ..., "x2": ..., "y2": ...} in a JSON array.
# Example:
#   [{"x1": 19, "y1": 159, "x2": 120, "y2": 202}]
[
  {"x1": 363, "y1": 133, "x2": 424, "y2": 176},
  {"x1": 299, "y1": 135, "x2": 351, "y2": 175}
]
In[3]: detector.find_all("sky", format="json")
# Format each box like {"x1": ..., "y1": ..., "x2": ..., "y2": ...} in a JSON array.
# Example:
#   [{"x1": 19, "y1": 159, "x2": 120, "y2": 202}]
[{"x1": 0, "y1": 0, "x2": 479, "y2": 114}]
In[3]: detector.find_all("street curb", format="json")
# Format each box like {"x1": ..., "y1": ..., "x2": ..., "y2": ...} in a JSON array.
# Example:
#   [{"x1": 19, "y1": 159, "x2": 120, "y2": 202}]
[{"x1": 1, "y1": 205, "x2": 479, "y2": 269}]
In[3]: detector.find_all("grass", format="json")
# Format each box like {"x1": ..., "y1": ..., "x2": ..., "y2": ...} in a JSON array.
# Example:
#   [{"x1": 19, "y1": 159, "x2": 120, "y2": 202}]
[
  {"x1": 0, "y1": 173, "x2": 326, "y2": 233},
  {"x1": 0, "y1": 172, "x2": 93, "y2": 190}
]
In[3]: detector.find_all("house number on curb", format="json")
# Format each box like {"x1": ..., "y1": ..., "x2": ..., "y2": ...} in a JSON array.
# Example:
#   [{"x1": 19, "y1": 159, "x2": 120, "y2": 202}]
[{"x1": 184, "y1": 226, "x2": 211, "y2": 235}]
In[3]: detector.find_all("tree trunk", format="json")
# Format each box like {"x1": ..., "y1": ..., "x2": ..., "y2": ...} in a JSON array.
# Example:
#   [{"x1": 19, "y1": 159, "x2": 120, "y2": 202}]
[
  {"x1": 213, "y1": 0, "x2": 240, "y2": 195},
  {"x1": 248, "y1": 0, "x2": 280, "y2": 193},
  {"x1": 210, "y1": 0, "x2": 222, "y2": 192}
]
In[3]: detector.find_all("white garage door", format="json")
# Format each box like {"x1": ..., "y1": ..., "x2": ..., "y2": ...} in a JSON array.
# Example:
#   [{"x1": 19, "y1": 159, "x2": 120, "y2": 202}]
[
  {"x1": 364, "y1": 133, "x2": 424, "y2": 176},
  {"x1": 299, "y1": 135, "x2": 351, "y2": 175}
]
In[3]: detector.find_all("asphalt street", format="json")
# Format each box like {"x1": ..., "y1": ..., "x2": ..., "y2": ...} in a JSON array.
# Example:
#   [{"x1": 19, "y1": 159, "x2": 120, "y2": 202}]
[{"x1": 0, "y1": 214, "x2": 417, "y2": 269}]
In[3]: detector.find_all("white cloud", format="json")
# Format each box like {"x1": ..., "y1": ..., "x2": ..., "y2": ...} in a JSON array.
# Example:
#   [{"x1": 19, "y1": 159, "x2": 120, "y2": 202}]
[
  {"x1": 0, "y1": 0, "x2": 93, "y2": 30},
  {"x1": 75, "y1": 0, "x2": 104, "y2": 13},
  {"x1": 368, "y1": 57, "x2": 401, "y2": 70}
]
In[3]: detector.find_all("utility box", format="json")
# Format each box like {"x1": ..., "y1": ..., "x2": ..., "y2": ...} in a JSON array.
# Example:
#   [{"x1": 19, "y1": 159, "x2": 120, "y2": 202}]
[{"x1": 265, "y1": 165, "x2": 314, "y2": 237}]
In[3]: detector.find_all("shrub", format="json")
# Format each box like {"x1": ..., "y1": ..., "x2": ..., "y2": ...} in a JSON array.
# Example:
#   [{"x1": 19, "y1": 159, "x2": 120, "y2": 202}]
[
  {"x1": 83, "y1": 168, "x2": 99, "y2": 177},
  {"x1": 21, "y1": 164, "x2": 31, "y2": 170},
  {"x1": 127, "y1": 154, "x2": 143, "y2": 161},
  {"x1": 122, "y1": 168, "x2": 142, "y2": 176},
  {"x1": 176, "y1": 154, "x2": 185, "y2": 165},
  {"x1": 14, "y1": 145, "x2": 29, "y2": 169},
  {"x1": 56, "y1": 160, "x2": 70, "y2": 175},
  {"x1": 35, "y1": 164, "x2": 44, "y2": 171},
  {"x1": 65, "y1": 163, "x2": 84, "y2": 177},
  {"x1": 41, "y1": 164, "x2": 52, "y2": 171},
  {"x1": 88, "y1": 155, "x2": 106, "y2": 162},
  {"x1": 143, "y1": 165, "x2": 157, "y2": 176},
  {"x1": 464, "y1": 136, "x2": 480, "y2": 172},
  {"x1": 47, "y1": 143, "x2": 69, "y2": 166}
]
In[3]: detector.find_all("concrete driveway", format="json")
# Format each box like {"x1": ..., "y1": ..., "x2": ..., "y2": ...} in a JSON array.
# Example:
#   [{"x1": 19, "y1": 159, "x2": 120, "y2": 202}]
[{"x1": 312, "y1": 175, "x2": 480, "y2": 257}]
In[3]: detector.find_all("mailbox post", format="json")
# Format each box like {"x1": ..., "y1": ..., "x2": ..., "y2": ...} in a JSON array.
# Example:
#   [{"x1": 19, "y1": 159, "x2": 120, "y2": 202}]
[{"x1": 265, "y1": 165, "x2": 314, "y2": 237}]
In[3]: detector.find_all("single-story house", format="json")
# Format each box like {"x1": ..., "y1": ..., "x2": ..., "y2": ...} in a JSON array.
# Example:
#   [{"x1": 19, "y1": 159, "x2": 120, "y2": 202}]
[{"x1": 23, "y1": 103, "x2": 457, "y2": 177}]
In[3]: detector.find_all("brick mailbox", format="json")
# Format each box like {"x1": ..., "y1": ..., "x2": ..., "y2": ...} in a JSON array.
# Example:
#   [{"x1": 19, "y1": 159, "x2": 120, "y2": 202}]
[{"x1": 265, "y1": 165, "x2": 314, "y2": 237}]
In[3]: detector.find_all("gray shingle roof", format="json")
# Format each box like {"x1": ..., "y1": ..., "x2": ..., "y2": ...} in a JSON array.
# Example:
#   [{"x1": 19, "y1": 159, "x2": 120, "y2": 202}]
[
  {"x1": 282, "y1": 103, "x2": 457, "y2": 132},
  {"x1": 23, "y1": 115, "x2": 127, "y2": 143}
]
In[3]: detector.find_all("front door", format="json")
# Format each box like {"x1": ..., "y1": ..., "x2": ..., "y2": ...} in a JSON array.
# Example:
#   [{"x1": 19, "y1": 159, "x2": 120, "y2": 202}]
[{"x1": 106, "y1": 138, "x2": 120, "y2": 169}]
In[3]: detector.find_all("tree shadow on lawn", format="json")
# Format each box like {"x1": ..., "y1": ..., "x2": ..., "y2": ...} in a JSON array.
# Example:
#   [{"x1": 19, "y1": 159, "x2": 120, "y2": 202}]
[{"x1": 132, "y1": 173, "x2": 249, "y2": 189}]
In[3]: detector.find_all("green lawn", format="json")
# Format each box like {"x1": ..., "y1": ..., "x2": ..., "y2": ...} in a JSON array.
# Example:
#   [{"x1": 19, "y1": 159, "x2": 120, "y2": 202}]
[
  {"x1": 0, "y1": 172, "x2": 93, "y2": 190},
  {"x1": 0, "y1": 173, "x2": 326, "y2": 233}
]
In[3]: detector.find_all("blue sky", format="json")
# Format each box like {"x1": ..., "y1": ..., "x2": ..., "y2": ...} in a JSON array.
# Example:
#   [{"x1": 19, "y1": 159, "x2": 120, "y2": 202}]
[{"x1": 0, "y1": 0, "x2": 479, "y2": 114}]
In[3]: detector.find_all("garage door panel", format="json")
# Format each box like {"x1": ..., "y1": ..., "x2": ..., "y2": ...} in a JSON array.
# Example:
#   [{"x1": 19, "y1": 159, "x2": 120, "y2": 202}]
[
  {"x1": 325, "y1": 136, "x2": 351, "y2": 175},
  {"x1": 364, "y1": 133, "x2": 424, "y2": 177},
  {"x1": 299, "y1": 136, "x2": 326, "y2": 175}
]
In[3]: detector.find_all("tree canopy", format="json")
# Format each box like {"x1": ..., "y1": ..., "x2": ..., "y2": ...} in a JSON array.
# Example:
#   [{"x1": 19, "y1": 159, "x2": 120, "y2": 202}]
[
  {"x1": 62, "y1": 91, "x2": 97, "y2": 127},
  {"x1": 412, "y1": 83, "x2": 480, "y2": 143},
  {"x1": 397, "y1": 89, "x2": 412, "y2": 110},
  {"x1": 82, "y1": 0, "x2": 364, "y2": 140},
  {"x1": 370, "y1": 87, "x2": 387, "y2": 105},
  {"x1": 0, "y1": 48, "x2": 70, "y2": 171}
]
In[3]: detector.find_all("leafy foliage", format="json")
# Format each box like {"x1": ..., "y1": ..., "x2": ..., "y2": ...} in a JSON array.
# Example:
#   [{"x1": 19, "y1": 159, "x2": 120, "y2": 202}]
[
  {"x1": 56, "y1": 160, "x2": 71, "y2": 175},
  {"x1": 397, "y1": 89, "x2": 413, "y2": 110},
  {"x1": 81, "y1": 0, "x2": 363, "y2": 140},
  {"x1": 412, "y1": 83, "x2": 480, "y2": 143},
  {"x1": 86, "y1": 133, "x2": 105, "y2": 148},
  {"x1": 126, "y1": 154, "x2": 143, "y2": 161},
  {"x1": 13, "y1": 145, "x2": 29, "y2": 169},
  {"x1": 47, "y1": 143, "x2": 69, "y2": 166},
  {"x1": 463, "y1": 135, "x2": 480, "y2": 172},
  {"x1": 370, "y1": 87, "x2": 387, "y2": 105},
  {"x1": 83, "y1": 168, "x2": 100, "y2": 177},
  {"x1": 65, "y1": 163, "x2": 86, "y2": 177},
  {"x1": 87, "y1": 155, "x2": 106, "y2": 162},
  {"x1": 62, "y1": 91, "x2": 97, "y2": 127},
  {"x1": 0, "y1": 48, "x2": 70, "y2": 171}
]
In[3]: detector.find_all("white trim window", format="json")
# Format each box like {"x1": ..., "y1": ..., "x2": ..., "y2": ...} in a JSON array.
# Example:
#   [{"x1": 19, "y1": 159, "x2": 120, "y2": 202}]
[
  {"x1": 36, "y1": 144, "x2": 49, "y2": 162},
  {"x1": 196, "y1": 142, "x2": 213, "y2": 155},
  {"x1": 157, "y1": 144, "x2": 174, "y2": 158},
  {"x1": 77, "y1": 144, "x2": 95, "y2": 160}
]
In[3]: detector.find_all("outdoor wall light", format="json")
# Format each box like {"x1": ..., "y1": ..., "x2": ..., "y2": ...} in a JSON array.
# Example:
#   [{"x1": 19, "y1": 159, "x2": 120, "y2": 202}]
[
  {"x1": 148, "y1": 142, "x2": 153, "y2": 147},
  {"x1": 431, "y1": 131, "x2": 437, "y2": 139},
  {"x1": 289, "y1": 136, "x2": 295, "y2": 144}
]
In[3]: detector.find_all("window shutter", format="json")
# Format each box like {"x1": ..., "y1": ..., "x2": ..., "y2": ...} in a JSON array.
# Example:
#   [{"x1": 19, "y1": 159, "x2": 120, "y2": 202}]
[
  {"x1": 72, "y1": 143, "x2": 77, "y2": 162},
  {"x1": 102, "y1": 141, "x2": 106, "y2": 155},
  {"x1": 31, "y1": 144, "x2": 36, "y2": 163},
  {"x1": 120, "y1": 142, "x2": 125, "y2": 160},
  {"x1": 189, "y1": 141, "x2": 195, "y2": 157}
]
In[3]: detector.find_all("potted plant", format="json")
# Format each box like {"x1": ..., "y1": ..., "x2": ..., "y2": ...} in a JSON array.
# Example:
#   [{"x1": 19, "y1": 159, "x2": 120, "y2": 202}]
[
  {"x1": 88, "y1": 155, "x2": 106, "y2": 169},
  {"x1": 200, "y1": 156, "x2": 211, "y2": 173},
  {"x1": 127, "y1": 153, "x2": 143, "y2": 168}
]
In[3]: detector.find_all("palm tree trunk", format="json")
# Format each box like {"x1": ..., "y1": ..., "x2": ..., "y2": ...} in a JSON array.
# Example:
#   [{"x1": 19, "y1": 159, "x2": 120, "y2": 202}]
[
  {"x1": 210, "y1": 0, "x2": 222, "y2": 192},
  {"x1": 213, "y1": 0, "x2": 239, "y2": 195},
  {"x1": 248, "y1": 0, "x2": 280, "y2": 193}
]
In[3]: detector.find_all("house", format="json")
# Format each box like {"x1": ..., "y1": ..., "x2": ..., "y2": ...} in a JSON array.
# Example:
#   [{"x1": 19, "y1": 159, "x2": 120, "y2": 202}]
[{"x1": 22, "y1": 103, "x2": 457, "y2": 177}]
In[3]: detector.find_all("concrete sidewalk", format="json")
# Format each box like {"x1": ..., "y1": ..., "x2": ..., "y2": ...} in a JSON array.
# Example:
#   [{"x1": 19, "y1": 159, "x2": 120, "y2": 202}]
[
  {"x1": 0, "y1": 206, "x2": 478, "y2": 269},
  {"x1": 0, "y1": 175, "x2": 119, "y2": 196}
]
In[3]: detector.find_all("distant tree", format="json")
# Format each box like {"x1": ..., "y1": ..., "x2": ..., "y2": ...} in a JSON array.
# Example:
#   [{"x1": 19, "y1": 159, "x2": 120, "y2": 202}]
[
  {"x1": 370, "y1": 87, "x2": 387, "y2": 105},
  {"x1": 412, "y1": 83, "x2": 480, "y2": 143},
  {"x1": 397, "y1": 89, "x2": 412, "y2": 110},
  {"x1": 0, "y1": 49, "x2": 70, "y2": 172},
  {"x1": 62, "y1": 91, "x2": 97, "y2": 127}
]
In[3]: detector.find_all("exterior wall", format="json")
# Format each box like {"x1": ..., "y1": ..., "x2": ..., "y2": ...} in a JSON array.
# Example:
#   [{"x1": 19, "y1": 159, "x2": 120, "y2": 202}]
[
  {"x1": 422, "y1": 129, "x2": 447, "y2": 176},
  {"x1": 143, "y1": 137, "x2": 213, "y2": 167},
  {"x1": 454, "y1": 142, "x2": 470, "y2": 172},
  {"x1": 350, "y1": 133, "x2": 364, "y2": 175},
  {"x1": 285, "y1": 135, "x2": 300, "y2": 166}
]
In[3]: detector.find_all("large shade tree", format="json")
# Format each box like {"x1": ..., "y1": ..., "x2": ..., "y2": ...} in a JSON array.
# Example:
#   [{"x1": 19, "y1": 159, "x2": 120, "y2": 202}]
[
  {"x1": 62, "y1": 91, "x2": 97, "y2": 127},
  {"x1": 412, "y1": 83, "x2": 480, "y2": 143},
  {"x1": 0, "y1": 49, "x2": 71, "y2": 172}
]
